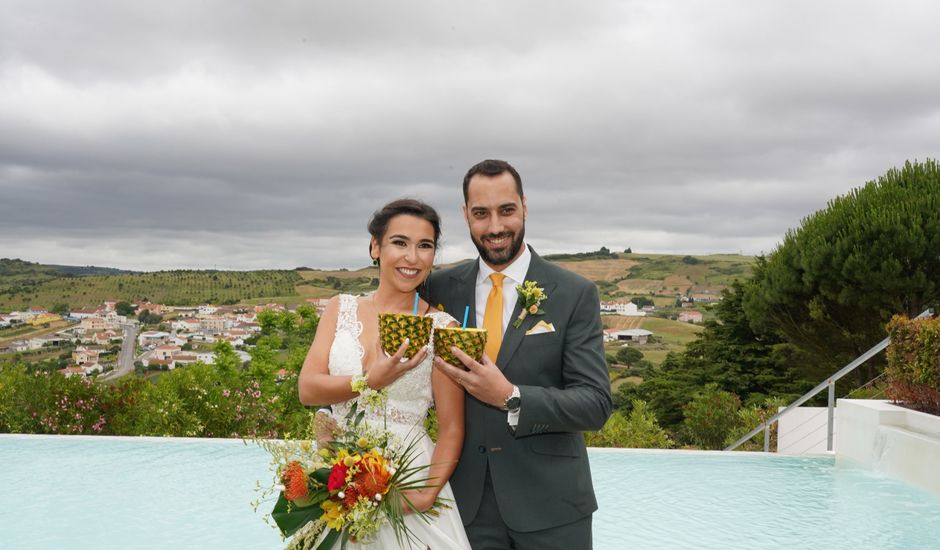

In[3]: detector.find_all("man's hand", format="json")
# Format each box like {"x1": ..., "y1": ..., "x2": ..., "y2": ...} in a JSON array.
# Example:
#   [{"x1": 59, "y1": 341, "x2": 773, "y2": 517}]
[
  {"x1": 313, "y1": 412, "x2": 338, "y2": 448},
  {"x1": 433, "y1": 347, "x2": 513, "y2": 409}
]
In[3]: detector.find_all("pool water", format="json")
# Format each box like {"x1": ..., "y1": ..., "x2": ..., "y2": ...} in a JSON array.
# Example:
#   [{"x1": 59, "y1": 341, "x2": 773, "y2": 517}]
[{"x1": 2, "y1": 435, "x2": 939, "y2": 549}]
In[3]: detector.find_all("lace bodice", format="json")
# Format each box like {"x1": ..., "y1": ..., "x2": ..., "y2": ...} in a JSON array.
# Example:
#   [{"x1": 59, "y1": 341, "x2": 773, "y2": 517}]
[{"x1": 328, "y1": 294, "x2": 455, "y2": 438}]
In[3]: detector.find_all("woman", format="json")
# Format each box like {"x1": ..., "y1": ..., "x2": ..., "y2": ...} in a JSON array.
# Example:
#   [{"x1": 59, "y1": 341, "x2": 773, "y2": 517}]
[{"x1": 298, "y1": 199, "x2": 471, "y2": 549}]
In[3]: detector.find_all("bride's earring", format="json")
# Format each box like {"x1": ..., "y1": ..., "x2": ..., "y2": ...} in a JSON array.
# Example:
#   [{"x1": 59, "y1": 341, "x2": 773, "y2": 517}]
[{"x1": 372, "y1": 258, "x2": 379, "y2": 266}]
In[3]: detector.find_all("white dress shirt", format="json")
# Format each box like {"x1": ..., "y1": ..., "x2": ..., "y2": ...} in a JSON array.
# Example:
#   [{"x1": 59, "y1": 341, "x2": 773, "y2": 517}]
[{"x1": 475, "y1": 243, "x2": 531, "y2": 428}]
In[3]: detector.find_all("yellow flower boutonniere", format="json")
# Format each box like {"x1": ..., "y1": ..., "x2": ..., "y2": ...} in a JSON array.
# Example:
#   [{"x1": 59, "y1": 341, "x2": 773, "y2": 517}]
[{"x1": 513, "y1": 280, "x2": 548, "y2": 328}]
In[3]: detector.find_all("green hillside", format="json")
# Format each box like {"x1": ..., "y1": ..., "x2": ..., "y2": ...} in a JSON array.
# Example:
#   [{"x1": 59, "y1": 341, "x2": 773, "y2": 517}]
[
  {"x1": 0, "y1": 266, "x2": 302, "y2": 310},
  {"x1": 0, "y1": 251, "x2": 755, "y2": 312}
]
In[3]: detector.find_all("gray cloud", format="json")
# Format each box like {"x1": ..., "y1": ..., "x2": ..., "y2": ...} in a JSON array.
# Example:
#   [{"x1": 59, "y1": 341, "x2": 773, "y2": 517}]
[{"x1": 2, "y1": 0, "x2": 939, "y2": 270}]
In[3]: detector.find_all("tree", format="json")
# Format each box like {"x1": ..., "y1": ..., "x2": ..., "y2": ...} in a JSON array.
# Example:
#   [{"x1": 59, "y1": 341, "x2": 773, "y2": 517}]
[
  {"x1": 743, "y1": 159, "x2": 940, "y2": 382},
  {"x1": 50, "y1": 303, "x2": 70, "y2": 315},
  {"x1": 615, "y1": 281, "x2": 808, "y2": 433},
  {"x1": 115, "y1": 301, "x2": 136, "y2": 317},
  {"x1": 615, "y1": 347, "x2": 644, "y2": 366},
  {"x1": 631, "y1": 296, "x2": 654, "y2": 308}
]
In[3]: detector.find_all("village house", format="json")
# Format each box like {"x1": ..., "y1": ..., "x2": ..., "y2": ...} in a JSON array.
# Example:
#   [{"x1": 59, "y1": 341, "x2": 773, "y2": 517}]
[
  {"x1": 599, "y1": 300, "x2": 647, "y2": 317},
  {"x1": 678, "y1": 311, "x2": 704, "y2": 323},
  {"x1": 28, "y1": 313, "x2": 61, "y2": 326},
  {"x1": 172, "y1": 318, "x2": 202, "y2": 333},
  {"x1": 81, "y1": 316, "x2": 108, "y2": 332},
  {"x1": 170, "y1": 353, "x2": 198, "y2": 369},
  {"x1": 198, "y1": 304, "x2": 218, "y2": 316},
  {"x1": 9, "y1": 340, "x2": 30, "y2": 352},
  {"x1": 200, "y1": 316, "x2": 227, "y2": 333},
  {"x1": 92, "y1": 330, "x2": 122, "y2": 346},
  {"x1": 59, "y1": 366, "x2": 87, "y2": 378},
  {"x1": 103, "y1": 301, "x2": 117, "y2": 312},
  {"x1": 72, "y1": 346, "x2": 102, "y2": 365},
  {"x1": 69, "y1": 308, "x2": 103, "y2": 320},
  {"x1": 137, "y1": 302, "x2": 166, "y2": 315},
  {"x1": 154, "y1": 344, "x2": 181, "y2": 361},
  {"x1": 170, "y1": 306, "x2": 198, "y2": 318},
  {"x1": 138, "y1": 330, "x2": 171, "y2": 347},
  {"x1": 236, "y1": 312, "x2": 258, "y2": 324},
  {"x1": 28, "y1": 334, "x2": 69, "y2": 349}
]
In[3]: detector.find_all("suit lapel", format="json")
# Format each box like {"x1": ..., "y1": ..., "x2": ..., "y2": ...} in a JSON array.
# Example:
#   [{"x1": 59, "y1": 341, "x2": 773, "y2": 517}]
[{"x1": 496, "y1": 251, "x2": 557, "y2": 369}]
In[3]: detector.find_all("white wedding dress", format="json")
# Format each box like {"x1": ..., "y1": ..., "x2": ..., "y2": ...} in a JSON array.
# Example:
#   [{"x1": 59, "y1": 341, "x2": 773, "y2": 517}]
[{"x1": 322, "y1": 294, "x2": 472, "y2": 550}]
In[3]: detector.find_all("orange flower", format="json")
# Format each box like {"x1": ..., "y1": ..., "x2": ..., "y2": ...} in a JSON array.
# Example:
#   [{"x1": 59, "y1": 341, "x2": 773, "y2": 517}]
[
  {"x1": 355, "y1": 452, "x2": 391, "y2": 498},
  {"x1": 528, "y1": 304, "x2": 538, "y2": 314},
  {"x1": 281, "y1": 461, "x2": 309, "y2": 501}
]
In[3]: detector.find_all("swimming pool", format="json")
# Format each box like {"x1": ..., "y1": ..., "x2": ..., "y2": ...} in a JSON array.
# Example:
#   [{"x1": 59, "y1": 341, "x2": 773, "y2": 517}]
[{"x1": 2, "y1": 435, "x2": 939, "y2": 549}]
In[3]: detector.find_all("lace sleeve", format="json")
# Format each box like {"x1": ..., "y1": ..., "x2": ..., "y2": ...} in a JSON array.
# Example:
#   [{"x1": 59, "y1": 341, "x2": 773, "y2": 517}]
[{"x1": 429, "y1": 310, "x2": 458, "y2": 329}]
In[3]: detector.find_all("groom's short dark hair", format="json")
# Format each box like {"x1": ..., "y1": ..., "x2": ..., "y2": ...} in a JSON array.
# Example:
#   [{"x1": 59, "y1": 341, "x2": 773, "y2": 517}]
[{"x1": 462, "y1": 159, "x2": 524, "y2": 203}]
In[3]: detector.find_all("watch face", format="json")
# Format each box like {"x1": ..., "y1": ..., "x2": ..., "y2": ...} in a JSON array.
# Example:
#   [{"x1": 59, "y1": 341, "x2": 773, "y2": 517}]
[{"x1": 506, "y1": 396, "x2": 521, "y2": 411}]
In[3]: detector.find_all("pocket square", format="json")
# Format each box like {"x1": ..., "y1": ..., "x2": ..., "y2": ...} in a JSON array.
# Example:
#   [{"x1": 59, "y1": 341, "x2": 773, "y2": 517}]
[{"x1": 525, "y1": 320, "x2": 555, "y2": 335}]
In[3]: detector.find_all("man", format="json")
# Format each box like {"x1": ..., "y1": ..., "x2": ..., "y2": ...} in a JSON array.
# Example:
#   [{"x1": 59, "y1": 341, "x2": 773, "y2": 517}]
[{"x1": 428, "y1": 159, "x2": 612, "y2": 549}]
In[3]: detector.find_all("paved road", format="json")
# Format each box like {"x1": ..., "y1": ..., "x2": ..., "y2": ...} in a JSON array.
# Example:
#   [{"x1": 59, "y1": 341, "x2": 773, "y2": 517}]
[{"x1": 103, "y1": 323, "x2": 139, "y2": 379}]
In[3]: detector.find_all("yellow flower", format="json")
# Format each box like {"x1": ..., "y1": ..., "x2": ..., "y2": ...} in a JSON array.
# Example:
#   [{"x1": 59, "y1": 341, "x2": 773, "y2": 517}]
[
  {"x1": 320, "y1": 499, "x2": 346, "y2": 530},
  {"x1": 357, "y1": 437, "x2": 370, "y2": 448}
]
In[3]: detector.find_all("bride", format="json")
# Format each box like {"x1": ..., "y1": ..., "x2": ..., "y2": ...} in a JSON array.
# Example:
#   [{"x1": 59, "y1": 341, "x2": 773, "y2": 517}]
[{"x1": 298, "y1": 199, "x2": 472, "y2": 549}]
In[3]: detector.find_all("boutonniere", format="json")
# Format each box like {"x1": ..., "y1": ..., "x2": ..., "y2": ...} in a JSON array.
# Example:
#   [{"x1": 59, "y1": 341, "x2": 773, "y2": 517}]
[{"x1": 513, "y1": 280, "x2": 548, "y2": 328}]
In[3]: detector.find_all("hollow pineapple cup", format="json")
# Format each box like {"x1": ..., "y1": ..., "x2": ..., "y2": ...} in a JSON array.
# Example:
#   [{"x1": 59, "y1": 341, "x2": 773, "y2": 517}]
[
  {"x1": 433, "y1": 327, "x2": 487, "y2": 367},
  {"x1": 378, "y1": 313, "x2": 433, "y2": 359}
]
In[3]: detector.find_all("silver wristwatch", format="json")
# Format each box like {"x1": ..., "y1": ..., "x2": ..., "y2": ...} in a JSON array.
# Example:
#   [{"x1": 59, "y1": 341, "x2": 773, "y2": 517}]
[{"x1": 504, "y1": 385, "x2": 521, "y2": 412}]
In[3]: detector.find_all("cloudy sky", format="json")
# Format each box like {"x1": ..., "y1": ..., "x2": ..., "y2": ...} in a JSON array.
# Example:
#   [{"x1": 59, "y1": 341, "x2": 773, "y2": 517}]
[{"x1": 2, "y1": 1, "x2": 939, "y2": 271}]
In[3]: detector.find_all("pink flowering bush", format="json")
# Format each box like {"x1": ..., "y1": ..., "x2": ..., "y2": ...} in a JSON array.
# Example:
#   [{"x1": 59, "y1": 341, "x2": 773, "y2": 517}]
[{"x1": 0, "y1": 367, "x2": 109, "y2": 434}]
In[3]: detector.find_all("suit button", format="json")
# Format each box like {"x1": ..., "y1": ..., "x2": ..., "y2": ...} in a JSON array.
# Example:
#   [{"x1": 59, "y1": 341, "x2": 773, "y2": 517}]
[{"x1": 477, "y1": 445, "x2": 487, "y2": 454}]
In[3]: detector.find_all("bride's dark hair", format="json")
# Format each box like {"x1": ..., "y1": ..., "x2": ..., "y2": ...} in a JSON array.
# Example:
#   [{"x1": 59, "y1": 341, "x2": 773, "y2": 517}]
[
  {"x1": 367, "y1": 199, "x2": 442, "y2": 256},
  {"x1": 368, "y1": 199, "x2": 442, "y2": 306}
]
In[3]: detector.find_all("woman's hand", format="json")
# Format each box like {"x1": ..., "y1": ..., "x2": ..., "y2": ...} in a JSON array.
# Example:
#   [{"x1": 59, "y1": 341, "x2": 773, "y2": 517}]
[
  {"x1": 364, "y1": 338, "x2": 428, "y2": 390},
  {"x1": 399, "y1": 489, "x2": 437, "y2": 514}
]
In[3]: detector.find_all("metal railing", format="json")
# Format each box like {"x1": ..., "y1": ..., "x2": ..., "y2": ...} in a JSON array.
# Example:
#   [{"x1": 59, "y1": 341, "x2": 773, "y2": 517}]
[{"x1": 725, "y1": 308, "x2": 934, "y2": 452}]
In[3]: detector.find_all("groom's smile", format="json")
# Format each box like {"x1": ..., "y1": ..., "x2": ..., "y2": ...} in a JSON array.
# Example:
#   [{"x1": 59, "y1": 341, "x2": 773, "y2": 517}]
[{"x1": 464, "y1": 171, "x2": 528, "y2": 270}]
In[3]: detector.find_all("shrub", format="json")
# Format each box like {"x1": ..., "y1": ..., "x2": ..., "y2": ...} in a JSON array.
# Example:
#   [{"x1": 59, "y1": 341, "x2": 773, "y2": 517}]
[
  {"x1": 682, "y1": 384, "x2": 742, "y2": 449},
  {"x1": 886, "y1": 315, "x2": 940, "y2": 414},
  {"x1": 586, "y1": 400, "x2": 673, "y2": 448}
]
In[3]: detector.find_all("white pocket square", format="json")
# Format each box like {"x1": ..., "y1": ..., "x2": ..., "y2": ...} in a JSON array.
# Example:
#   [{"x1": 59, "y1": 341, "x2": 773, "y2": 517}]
[{"x1": 525, "y1": 320, "x2": 555, "y2": 335}]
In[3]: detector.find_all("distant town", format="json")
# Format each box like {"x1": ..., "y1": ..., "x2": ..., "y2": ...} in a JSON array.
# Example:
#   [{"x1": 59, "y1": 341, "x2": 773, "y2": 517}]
[
  {"x1": 0, "y1": 293, "x2": 717, "y2": 379},
  {"x1": 0, "y1": 298, "x2": 333, "y2": 379}
]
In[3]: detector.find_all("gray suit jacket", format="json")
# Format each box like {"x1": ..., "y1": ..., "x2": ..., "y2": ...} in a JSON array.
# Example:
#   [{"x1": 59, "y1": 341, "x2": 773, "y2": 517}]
[{"x1": 427, "y1": 247, "x2": 613, "y2": 532}]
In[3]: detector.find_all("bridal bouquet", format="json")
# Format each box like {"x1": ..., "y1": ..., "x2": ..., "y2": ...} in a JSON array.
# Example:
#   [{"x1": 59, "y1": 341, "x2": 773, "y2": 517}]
[{"x1": 257, "y1": 385, "x2": 445, "y2": 550}]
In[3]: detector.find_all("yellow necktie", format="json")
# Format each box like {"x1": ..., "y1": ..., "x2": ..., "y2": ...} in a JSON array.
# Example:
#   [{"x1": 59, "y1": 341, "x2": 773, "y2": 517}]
[{"x1": 483, "y1": 272, "x2": 506, "y2": 360}]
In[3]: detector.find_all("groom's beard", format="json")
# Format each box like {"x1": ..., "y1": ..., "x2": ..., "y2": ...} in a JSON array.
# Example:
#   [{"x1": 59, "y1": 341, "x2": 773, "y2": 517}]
[{"x1": 471, "y1": 225, "x2": 525, "y2": 267}]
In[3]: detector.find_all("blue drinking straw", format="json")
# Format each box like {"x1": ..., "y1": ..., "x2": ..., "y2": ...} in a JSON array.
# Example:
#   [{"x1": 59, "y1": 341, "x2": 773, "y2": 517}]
[
  {"x1": 413, "y1": 292, "x2": 419, "y2": 315},
  {"x1": 462, "y1": 306, "x2": 470, "y2": 329}
]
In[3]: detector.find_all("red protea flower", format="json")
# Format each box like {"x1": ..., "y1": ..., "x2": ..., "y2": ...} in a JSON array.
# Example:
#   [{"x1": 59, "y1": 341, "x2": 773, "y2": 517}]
[
  {"x1": 327, "y1": 462, "x2": 349, "y2": 492},
  {"x1": 342, "y1": 484, "x2": 361, "y2": 508},
  {"x1": 281, "y1": 461, "x2": 309, "y2": 501}
]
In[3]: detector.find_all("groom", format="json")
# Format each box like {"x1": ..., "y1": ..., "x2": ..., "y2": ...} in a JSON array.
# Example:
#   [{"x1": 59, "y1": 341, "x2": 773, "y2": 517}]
[{"x1": 429, "y1": 159, "x2": 612, "y2": 549}]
